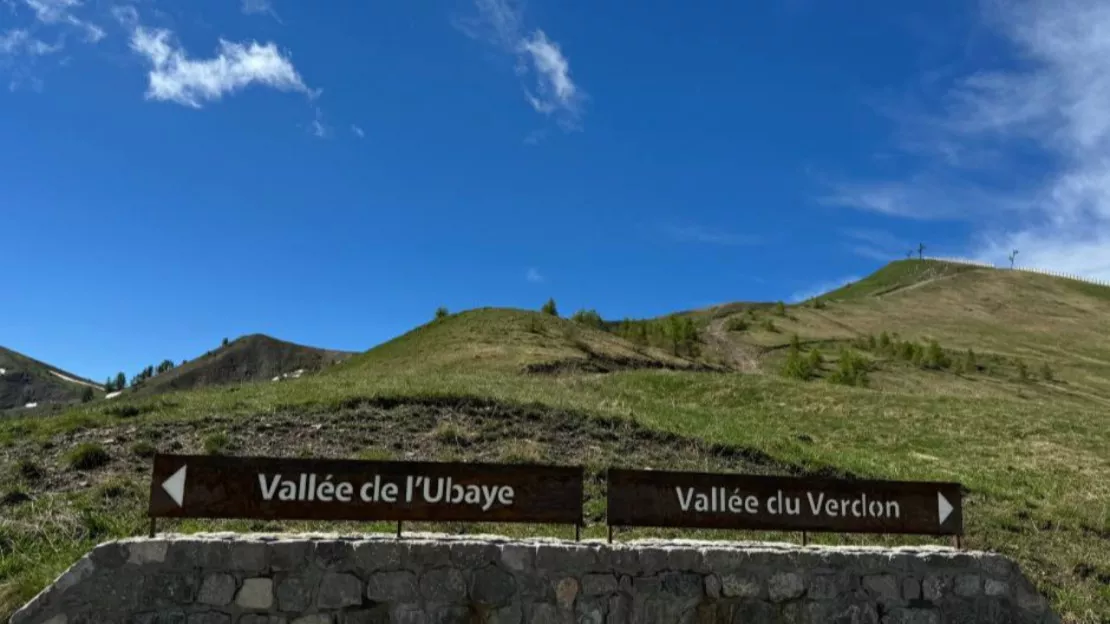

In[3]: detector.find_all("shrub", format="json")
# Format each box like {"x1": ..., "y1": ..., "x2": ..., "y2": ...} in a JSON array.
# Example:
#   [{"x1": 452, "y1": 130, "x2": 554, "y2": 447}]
[
  {"x1": 435, "y1": 306, "x2": 449, "y2": 320},
  {"x1": 131, "y1": 441, "x2": 157, "y2": 458},
  {"x1": 828, "y1": 349, "x2": 870, "y2": 387},
  {"x1": 790, "y1": 333, "x2": 801, "y2": 351},
  {"x1": 540, "y1": 298, "x2": 559, "y2": 316},
  {"x1": 570, "y1": 309, "x2": 604, "y2": 329},
  {"x1": 922, "y1": 340, "x2": 950, "y2": 370},
  {"x1": 80, "y1": 386, "x2": 94, "y2": 403},
  {"x1": 761, "y1": 318, "x2": 778, "y2": 333},
  {"x1": 962, "y1": 349, "x2": 977, "y2": 373},
  {"x1": 878, "y1": 331, "x2": 892, "y2": 352},
  {"x1": 1040, "y1": 362, "x2": 1054, "y2": 382},
  {"x1": 812, "y1": 298, "x2": 825, "y2": 309},
  {"x1": 897, "y1": 341, "x2": 919, "y2": 362},
  {"x1": 500, "y1": 440, "x2": 545, "y2": 464},
  {"x1": 221, "y1": 337, "x2": 230, "y2": 347},
  {"x1": 774, "y1": 301, "x2": 787, "y2": 316},
  {"x1": 867, "y1": 335, "x2": 877, "y2": 351},
  {"x1": 67, "y1": 443, "x2": 111, "y2": 471},
  {"x1": 807, "y1": 349, "x2": 823, "y2": 369},
  {"x1": 1016, "y1": 359, "x2": 1030, "y2": 383},
  {"x1": 781, "y1": 348, "x2": 814, "y2": 380},
  {"x1": 203, "y1": 432, "x2": 231, "y2": 455},
  {"x1": 725, "y1": 317, "x2": 749, "y2": 331}
]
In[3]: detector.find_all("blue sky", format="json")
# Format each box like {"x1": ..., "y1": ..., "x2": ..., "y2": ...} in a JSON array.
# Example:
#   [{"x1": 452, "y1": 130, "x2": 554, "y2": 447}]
[{"x1": 4, "y1": 0, "x2": 1110, "y2": 381}]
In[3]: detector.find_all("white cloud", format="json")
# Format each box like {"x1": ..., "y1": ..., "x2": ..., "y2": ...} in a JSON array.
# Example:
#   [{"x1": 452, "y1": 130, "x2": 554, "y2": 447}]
[
  {"x1": 308, "y1": 107, "x2": 328, "y2": 138},
  {"x1": 130, "y1": 26, "x2": 311, "y2": 108},
  {"x1": 661, "y1": 223, "x2": 758, "y2": 246},
  {"x1": 0, "y1": 28, "x2": 61, "y2": 56},
  {"x1": 790, "y1": 275, "x2": 861, "y2": 304},
  {"x1": 526, "y1": 268, "x2": 544, "y2": 283},
  {"x1": 110, "y1": 5, "x2": 138, "y2": 27},
  {"x1": 824, "y1": 0, "x2": 1110, "y2": 280},
  {"x1": 23, "y1": 0, "x2": 103, "y2": 42},
  {"x1": 241, "y1": 0, "x2": 271, "y2": 15},
  {"x1": 350, "y1": 124, "x2": 364, "y2": 138},
  {"x1": 460, "y1": 0, "x2": 584, "y2": 127}
]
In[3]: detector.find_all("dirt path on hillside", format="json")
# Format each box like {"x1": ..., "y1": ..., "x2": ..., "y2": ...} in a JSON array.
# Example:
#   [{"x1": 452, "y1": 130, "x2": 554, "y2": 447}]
[{"x1": 704, "y1": 318, "x2": 760, "y2": 372}]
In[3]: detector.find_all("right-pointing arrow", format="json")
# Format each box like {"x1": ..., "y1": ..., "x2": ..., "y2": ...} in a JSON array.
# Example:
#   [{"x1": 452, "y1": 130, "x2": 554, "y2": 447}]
[
  {"x1": 162, "y1": 465, "x2": 187, "y2": 507},
  {"x1": 938, "y1": 491, "x2": 953, "y2": 525}
]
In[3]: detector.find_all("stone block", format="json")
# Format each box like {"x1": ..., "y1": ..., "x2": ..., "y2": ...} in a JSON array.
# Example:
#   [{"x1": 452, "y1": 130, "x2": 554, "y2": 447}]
[
  {"x1": 90, "y1": 543, "x2": 129, "y2": 569},
  {"x1": 536, "y1": 544, "x2": 597, "y2": 571},
  {"x1": 276, "y1": 575, "x2": 318, "y2": 612},
  {"x1": 291, "y1": 616, "x2": 332, "y2": 624},
  {"x1": 354, "y1": 541, "x2": 406, "y2": 572},
  {"x1": 128, "y1": 541, "x2": 169, "y2": 566},
  {"x1": 720, "y1": 574, "x2": 762, "y2": 598},
  {"x1": 718, "y1": 599, "x2": 776, "y2": 623},
  {"x1": 984, "y1": 579, "x2": 1009, "y2": 597},
  {"x1": 863, "y1": 574, "x2": 900, "y2": 602},
  {"x1": 488, "y1": 602, "x2": 523, "y2": 624},
  {"x1": 499, "y1": 544, "x2": 534, "y2": 573},
  {"x1": 607, "y1": 594, "x2": 631, "y2": 624},
  {"x1": 954, "y1": 574, "x2": 981, "y2": 597},
  {"x1": 880, "y1": 607, "x2": 939, "y2": 624},
  {"x1": 449, "y1": 541, "x2": 500, "y2": 568},
  {"x1": 704, "y1": 574, "x2": 721, "y2": 600},
  {"x1": 270, "y1": 540, "x2": 313, "y2": 572},
  {"x1": 767, "y1": 572, "x2": 804, "y2": 602},
  {"x1": 902, "y1": 577, "x2": 921, "y2": 601},
  {"x1": 197, "y1": 542, "x2": 232, "y2": 570},
  {"x1": 816, "y1": 602, "x2": 880, "y2": 624},
  {"x1": 198, "y1": 573, "x2": 237, "y2": 606},
  {"x1": 922, "y1": 575, "x2": 952, "y2": 602},
  {"x1": 405, "y1": 542, "x2": 451, "y2": 569},
  {"x1": 582, "y1": 574, "x2": 619, "y2": 596},
  {"x1": 367, "y1": 570, "x2": 419, "y2": 602},
  {"x1": 426, "y1": 603, "x2": 471, "y2": 624},
  {"x1": 142, "y1": 573, "x2": 198, "y2": 608},
  {"x1": 237, "y1": 616, "x2": 287, "y2": 624},
  {"x1": 339, "y1": 610, "x2": 389, "y2": 624},
  {"x1": 469, "y1": 565, "x2": 516, "y2": 606},
  {"x1": 419, "y1": 568, "x2": 467, "y2": 603},
  {"x1": 314, "y1": 541, "x2": 355, "y2": 571},
  {"x1": 528, "y1": 603, "x2": 561, "y2": 624},
  {"x1": 389, "y1": 604, "x2": 427, "y2": 624},
  {"x1": 187, "y1": 613, "x2": 231, "y2": 624},
  {"x1": 318, "y1": 572, "x2": 363, "y2": 609},
  {"x1": 235, "y1": 577, "x2": 274, "y2": 610},
  {"x1": 808, "y1": 573, "x2": 849, "y2": 600},
  {"x1": 577, "y1": 596, "x2": 608, "y2": 624},
  {"x1": 556, "y1": 577, "x2": 580, "y2": 609},
  {"x1": 660, "y1": 572, "x2": 703, "y2": 599},
  {"x1": 230, "y1": 542, "x2": 269, "y2": 573}
]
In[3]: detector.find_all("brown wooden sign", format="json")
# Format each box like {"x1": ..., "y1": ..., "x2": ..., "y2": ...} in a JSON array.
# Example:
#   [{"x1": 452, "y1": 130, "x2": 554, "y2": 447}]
[
  {"x1": 607, "y1": 469, "x2": 962, "y2": 536},
  {"x1": 149, "y1": 454, "x2": 583, "y2": 525}
]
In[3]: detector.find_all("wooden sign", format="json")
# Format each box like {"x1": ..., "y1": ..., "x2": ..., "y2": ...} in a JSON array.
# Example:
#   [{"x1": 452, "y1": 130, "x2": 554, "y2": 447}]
[
  {"x1": 607, "y1": 469, "x2": 963, "y2": 536},
  {"x1": 149, "y1": 454, "x2": 584, "y2": 525}
]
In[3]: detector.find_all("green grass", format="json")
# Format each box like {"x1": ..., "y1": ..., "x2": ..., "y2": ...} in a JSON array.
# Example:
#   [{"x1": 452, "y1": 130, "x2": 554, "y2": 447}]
[
  {"x1": 3, "y1": 265, "x2": 1110, "y2": 622},
  {"x1": 64, "y1": 443, "x2": 110, "y2": 471}
]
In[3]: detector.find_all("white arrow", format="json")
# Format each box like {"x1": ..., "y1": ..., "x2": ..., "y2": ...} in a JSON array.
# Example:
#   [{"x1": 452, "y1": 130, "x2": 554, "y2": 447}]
[
  {"x1": 938, "y1": 492, "x2": 953, "y2": 525},
  {"x1": 162, "y1": 465, "x2": 187, "y2": 507}
]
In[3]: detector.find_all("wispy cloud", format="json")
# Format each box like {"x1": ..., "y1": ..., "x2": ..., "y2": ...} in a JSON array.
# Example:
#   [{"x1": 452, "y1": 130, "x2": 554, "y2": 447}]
[
  {"x1": 458, "y1": 0, "x2": 585, "y2": 129},
  {"x1": 789, "y1": 275, "x2": 861, "y2": 304},
  {"x1": 0, "y1": 28, "x2": 61, "y2": 56},
  {"x1": 241, "y1": 0, "x2": 280, "y2": 22},
  {"x1": 308, "y1": 106, "x2": 328, "y2": 138},
  {"x1": 350, "y1": 124, "x2": 364, "y2": 139},
  {"x1": 661, "y1": 223, "x2": 758, "y2": 246},
  {"x1": 24, "y1": 0, "x2": 103, "y2": 42},
  {"x1": 526, "y1": 267, "x2": 544, "y2": 283},
  {"x1": 823, "y1": 0, "x2": 1110, "y2": 280},
  {"x1": 130, "y1": 26, "x2": 312, "y2": 108}
]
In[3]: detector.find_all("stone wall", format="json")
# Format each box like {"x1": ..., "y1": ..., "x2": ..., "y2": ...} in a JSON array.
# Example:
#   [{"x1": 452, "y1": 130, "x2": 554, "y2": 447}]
[{"x1": 10, "y1": 533, "x2": 1059, "y2": 624}]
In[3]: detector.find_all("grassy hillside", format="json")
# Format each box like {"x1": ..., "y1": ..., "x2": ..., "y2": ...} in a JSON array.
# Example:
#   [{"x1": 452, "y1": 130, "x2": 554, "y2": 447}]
[
  {"x1": 130, "y1": 334, "x2": 354, "y2": 396},
  {"x1": 2, "y1": 262, "x2": 1109, "y2": 622},
  {"x1": 0, "y1": 347, "x2": 101, "y2": 412}
]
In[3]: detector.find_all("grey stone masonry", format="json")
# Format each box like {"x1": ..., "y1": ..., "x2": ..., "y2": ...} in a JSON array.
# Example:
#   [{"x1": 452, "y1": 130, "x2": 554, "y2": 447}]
[{"x1": 9, "y1": 533, "x2": 1061, "y2": 624}]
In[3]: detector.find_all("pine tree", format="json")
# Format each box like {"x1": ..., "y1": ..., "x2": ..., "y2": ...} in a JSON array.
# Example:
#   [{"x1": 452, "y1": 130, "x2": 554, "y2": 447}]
[
  {"x1": 222, "y1": 337, "x2": 230, "y2": 347},
  {"x1": 541, "y1": 298, "x2": 559, "y2": 316},
  {"x1": 1039, "y1": 362, "x2": 1054, "y2": 382},
  {"x1": 104, "y1": 377, "x2": 115, "y2": 392},
  {"x1": 923, "y1": 340, "x2": 948, "y2": 370},
  {"x1": 962, "y1": 349, "x2": 977, "y2": 374},
  {"x1": 80, "y1": 386, "x2": 94, "y2": 403},
  {"x1": 774, "y1": 301, "x2": 787, "y2": 316},
  {"x1": 435, "y1": 306, "x2": 449, "y2": 320},
  {"x1": 1017, "y1": 359, "x2": 1029, "y2": 383},
  {"x1": 878, "y1": 331, "x2": 892, "y2": 352},
  {"x1": 115, "y1": 372, "x2": 126, "y2": 390}
]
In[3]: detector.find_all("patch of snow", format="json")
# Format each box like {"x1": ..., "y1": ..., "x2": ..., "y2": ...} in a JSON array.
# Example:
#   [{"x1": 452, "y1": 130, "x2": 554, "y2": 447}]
[
  {"x1": 271, "y1": 376, "x2": 281, "y2": 382},
  {"x1": 24, "y1": 402, "x2": 38, "y2": 408},
  {"x1": 0, "y1": 368, "x2": 6, "y2": 375},
  {"x1": 272, "y1": 369, "x2": 307, "y2": 382},
  {"x1": 49, "y1": 370, "x2": 100, "y2": 388},
  {"x1": 105, "y1": 391, "x2": 122, "y2": 400}
]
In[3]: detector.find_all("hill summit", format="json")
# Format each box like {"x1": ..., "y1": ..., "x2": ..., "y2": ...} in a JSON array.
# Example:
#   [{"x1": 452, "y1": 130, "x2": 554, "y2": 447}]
[{"x1": 0, "y1": 347, "x2": 101, "y2": 410}]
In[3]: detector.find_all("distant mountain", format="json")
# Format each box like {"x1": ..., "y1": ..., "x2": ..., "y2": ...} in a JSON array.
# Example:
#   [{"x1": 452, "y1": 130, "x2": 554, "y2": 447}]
[
  {"x1": 130, "y1": 334, "x2": 354, "y2": 395},
  {"x1": 0, "y1": 347, "x2": 101, "y2": 411}
]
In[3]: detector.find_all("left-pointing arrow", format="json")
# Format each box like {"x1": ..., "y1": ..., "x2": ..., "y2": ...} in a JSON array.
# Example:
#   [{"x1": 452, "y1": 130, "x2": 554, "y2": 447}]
[{"x1": 162, "y1": 465, "x2": 187, "y2": 507}]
